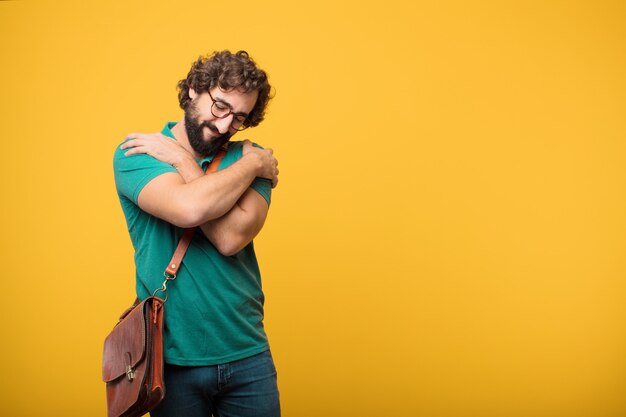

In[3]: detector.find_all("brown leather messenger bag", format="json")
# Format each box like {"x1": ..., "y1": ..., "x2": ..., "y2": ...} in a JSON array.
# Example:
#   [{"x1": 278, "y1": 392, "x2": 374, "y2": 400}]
[{"x1": 102, "y1": 148, "x2": 225, "y2": 417}]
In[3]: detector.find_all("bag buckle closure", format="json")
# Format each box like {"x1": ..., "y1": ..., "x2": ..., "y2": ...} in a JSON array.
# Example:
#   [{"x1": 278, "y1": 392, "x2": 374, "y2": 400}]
[
  {"x1": 126, "y1": 365, "x2": 135, "y2": 381},
  {"x1": 125, "y1": 352, "x2": 135, "y2": 381}
]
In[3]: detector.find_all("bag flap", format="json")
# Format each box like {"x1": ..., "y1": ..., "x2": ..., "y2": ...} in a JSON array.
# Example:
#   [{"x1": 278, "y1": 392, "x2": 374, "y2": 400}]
[{"x1": 102, "y1": 299, "x2": 148, "y2": 382}]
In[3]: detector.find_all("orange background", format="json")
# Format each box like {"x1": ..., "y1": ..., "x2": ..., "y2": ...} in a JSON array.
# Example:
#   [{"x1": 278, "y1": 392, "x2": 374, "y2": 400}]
[{"x1": 1, "y1": 1, "x2": 625, "y2": 416}]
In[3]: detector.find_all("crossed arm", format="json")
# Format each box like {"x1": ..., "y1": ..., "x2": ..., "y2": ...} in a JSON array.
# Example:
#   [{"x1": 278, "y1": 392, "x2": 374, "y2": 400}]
[{"x1": 122, "y1": 133, "x2": 278, "y2": 256}]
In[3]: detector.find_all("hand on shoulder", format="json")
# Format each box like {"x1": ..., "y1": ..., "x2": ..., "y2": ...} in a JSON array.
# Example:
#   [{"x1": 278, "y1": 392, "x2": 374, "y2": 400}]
[
  {"x1": 241, "y1": 139, "x2": 279, "y2": 188},
  {"x1": 120, "y1": 132, "x2": 192, "y2": 167}
]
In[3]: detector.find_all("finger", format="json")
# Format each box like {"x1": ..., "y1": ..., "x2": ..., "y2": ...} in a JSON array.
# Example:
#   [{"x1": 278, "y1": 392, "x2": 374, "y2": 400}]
[
  {"x1": 267, "y1": 148, "x2": 273, "y2": 155},
  {"x1": 124, "y1": 146, "x2": 148, "y2": 156},
  {"x1": 120, "y1": 138, "x2": 146, "y2": 149},
  {"x1": 133, "y1": 133, "x2": 153, "y2": 140},
  {"x1": 120, "y1": 139, "x2": 137, "y2": 149}
]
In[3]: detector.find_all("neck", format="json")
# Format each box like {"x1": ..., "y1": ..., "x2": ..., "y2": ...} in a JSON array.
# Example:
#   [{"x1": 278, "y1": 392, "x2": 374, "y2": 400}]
[{"x1": 171, "y1": 117, "x2": 203, "y2": 159}]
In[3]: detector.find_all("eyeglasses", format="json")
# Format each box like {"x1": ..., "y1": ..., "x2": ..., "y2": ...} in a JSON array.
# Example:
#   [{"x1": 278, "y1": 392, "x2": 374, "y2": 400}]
[{"x1": 207, "y1": 90, "x2": 250, "y2": 131}]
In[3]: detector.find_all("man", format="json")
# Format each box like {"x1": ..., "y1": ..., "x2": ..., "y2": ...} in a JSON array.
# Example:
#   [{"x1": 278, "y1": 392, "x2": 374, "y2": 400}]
[{"x1": 113, "y1": 50, "x2": 280, "y2": 417}]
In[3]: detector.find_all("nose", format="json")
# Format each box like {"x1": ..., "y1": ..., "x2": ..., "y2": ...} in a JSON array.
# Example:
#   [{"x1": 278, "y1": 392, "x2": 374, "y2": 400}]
[{"x1": 214, "y1": 114, "x2": 234, "y2": 134}]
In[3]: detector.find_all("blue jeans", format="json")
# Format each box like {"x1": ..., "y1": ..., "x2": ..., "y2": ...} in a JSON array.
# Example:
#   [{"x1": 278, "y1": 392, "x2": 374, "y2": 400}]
[{"x1": 150, "y1": 350, "x2": 280, "y2": 417}]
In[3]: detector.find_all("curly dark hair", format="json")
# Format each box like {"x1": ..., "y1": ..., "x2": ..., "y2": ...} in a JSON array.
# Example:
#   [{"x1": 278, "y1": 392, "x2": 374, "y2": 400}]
[{"x1": 177, "y1": 50, "x2": 272, "y2": 128}]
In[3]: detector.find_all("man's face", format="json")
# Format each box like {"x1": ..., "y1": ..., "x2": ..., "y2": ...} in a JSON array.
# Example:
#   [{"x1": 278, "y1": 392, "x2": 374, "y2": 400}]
[{"x1": 185, "y1": 87, "x2": 259, "y2": 156}]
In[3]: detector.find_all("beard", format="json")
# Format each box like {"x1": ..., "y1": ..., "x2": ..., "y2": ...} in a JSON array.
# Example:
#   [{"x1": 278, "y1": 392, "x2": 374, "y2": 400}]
[{"x1": 184, "y1": 102, "x2": 233, "y2": 156}]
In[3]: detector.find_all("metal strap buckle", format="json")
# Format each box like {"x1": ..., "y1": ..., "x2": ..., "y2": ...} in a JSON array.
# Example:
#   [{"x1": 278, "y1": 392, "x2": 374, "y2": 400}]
[{"x1": 151, "y1": 272, "x2": 177, "y2": 302}]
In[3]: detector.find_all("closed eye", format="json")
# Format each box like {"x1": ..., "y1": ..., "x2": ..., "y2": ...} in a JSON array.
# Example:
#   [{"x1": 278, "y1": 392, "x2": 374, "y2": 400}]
[{"x1": 214, "y1": 101, "x2": 230, "y2": 111}]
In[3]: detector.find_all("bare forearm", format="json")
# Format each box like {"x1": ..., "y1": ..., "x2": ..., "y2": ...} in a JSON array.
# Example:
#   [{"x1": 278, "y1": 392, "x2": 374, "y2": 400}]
[
  {"x1": 181, "y1": 154, "x2": 262, "y2": 224},
  {"x1": 173, "y1": 154, "x2": 252, "y2": 236},
  {"x1": 200, "y1": 204, "x2": 248, "y2": 255},
  {"x1": 167, "y1": 151, "x2": 266, "y2": 252},
  {"x1": 201, "y1": 188, "x2": 268, "y2": 256},
  {"x1": 138, "y1": 153, "x2": 264, "y2": 227},
  {"x1": 173, "y1": 153, "x2": 246, "y2": 248},
  {"x1": 135, "y1": 136, "x2": 277, "y2": 230}
]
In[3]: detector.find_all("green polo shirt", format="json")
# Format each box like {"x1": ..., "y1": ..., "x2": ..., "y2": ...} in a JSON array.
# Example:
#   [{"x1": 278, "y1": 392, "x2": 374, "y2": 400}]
[{"x1": 113, "y1": 122, "x2": 272, "y2": 365}]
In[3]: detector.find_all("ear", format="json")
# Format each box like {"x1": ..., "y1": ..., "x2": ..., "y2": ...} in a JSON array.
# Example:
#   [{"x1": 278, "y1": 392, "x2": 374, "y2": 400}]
[{"x1": 189, "y1": 87, "x2": 197, "y2": 100}]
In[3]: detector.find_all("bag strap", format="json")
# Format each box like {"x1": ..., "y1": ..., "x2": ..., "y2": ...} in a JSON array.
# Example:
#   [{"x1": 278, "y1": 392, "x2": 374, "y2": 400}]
[{"x1": 150, "y1": 147, "x2": 227, "y2": 300}]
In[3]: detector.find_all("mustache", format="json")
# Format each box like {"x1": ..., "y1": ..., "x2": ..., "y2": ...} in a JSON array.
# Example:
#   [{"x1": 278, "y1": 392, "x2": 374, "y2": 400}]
[{"x1": 203, "y1": 124, "x2": 233, "y2": 152}]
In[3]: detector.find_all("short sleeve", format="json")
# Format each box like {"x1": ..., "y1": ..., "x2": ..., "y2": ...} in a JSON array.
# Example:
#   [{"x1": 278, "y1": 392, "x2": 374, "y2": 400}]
[
  {"x1": 113, "y1": 141, "x2": 177, "y2": 204},
  {"x1": 250, "y1": 178, "x2": 272, "y2": 205}
]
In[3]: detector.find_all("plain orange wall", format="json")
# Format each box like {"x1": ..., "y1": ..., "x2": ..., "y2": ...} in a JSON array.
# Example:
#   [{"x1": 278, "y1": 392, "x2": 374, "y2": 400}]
[{"x1": 1, "y1": 1, "x2": 625, "y2": 416}]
